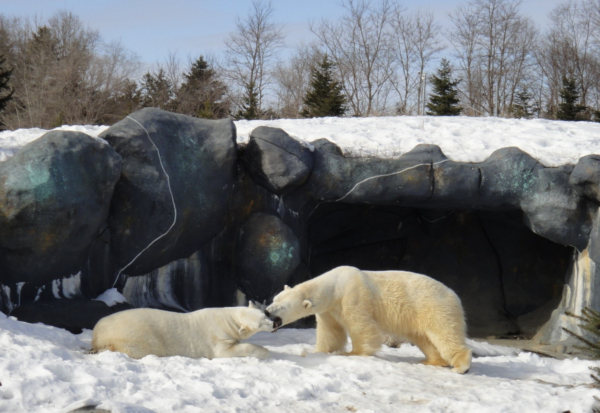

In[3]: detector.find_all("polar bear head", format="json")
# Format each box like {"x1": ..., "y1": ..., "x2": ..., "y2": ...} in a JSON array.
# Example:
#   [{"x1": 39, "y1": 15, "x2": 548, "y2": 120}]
[
  {"x1": 235, "y1": 302, "x2": 275, "y2": 339},
  {"x1": 265, "y1": 285, "x2": 315, "y2": 330}
]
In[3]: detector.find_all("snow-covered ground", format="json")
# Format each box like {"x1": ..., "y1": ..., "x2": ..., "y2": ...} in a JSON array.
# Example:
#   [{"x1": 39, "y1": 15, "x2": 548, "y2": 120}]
[
  {"x1": 0, "y1": 312, "x2": 597, "y2": 413},
  {"x1": 2, "y1": 116, "x2": 600, "y2": 166}
]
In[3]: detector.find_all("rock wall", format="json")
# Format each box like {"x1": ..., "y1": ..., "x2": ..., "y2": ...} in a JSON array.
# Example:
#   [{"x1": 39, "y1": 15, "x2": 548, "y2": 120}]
[{"x1": 1, "y1": 108, "x2": 599, "y2": 344}]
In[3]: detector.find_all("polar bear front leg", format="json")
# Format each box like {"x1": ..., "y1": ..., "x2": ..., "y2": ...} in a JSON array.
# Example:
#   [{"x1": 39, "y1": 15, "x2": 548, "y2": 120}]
[
  {"x1": 216, "y1": 342, "x2": 269, "y2": 359},
  {"x1": 315, "y1": 313, "x2": 347, "y2": 353},
  {"x1": 342, "y1": 313, "x2": 384, "y2": 356}
]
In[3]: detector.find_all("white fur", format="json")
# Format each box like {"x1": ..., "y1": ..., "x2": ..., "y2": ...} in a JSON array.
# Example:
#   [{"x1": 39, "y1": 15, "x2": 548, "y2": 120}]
[
  {"x1": 266, "y1": 266, "x2": 472, "y2": 373},
  {"x1": 92, "y1": 302, "x2": 272, "y2": 360}
]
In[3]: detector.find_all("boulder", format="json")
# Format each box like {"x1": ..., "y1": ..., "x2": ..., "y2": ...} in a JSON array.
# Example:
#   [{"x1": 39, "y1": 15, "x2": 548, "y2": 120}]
[
  {"x1": 242, "y1": 126, "x2": 314, "y2": 195},
  {"x1": 0, "y1": 131, "x2": 121, "y2": 286},
  {"x1": 235, "y1": 213, "x2": 301, "y2": 302},
  {"x1": 99, "y1": 108, "x2": 237, "y2": 277},
  {"x1": 570, "y1": 154, "x2": 600, "y2": 203},
  {"x1": 10, "y1": 299, "x2": 132, "y2": 334}
]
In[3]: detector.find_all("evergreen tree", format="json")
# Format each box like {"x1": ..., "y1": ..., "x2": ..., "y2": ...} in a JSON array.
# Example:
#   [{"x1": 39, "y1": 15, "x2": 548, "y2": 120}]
[
  {"x1": 236, "y1": 80, "x2": 260, "y2": 120},
  {"x1": 426, "y1": 59, "x2": 462, "y2": 116},
  {"x1": 557, "y1": 76, "x2": 587, "y2": 121},
  {"x1": 301, "y1": 54, "x2": 346, "y2": 118},
  {"x1": 98, "y1": 79, "x2": 141, "y2": 124},
  {"x1": 0, "y1": 54, "x2": 14, "y2": 116},
  {"x1": 140, "y1": 68, "x2": 174, "y2": 110},
  {"x1": 175, "y1": 56, "x2": 230, "y2": 119},
  {"x1": 512, "y1": 87, "x2": 534, "y2": 119}
]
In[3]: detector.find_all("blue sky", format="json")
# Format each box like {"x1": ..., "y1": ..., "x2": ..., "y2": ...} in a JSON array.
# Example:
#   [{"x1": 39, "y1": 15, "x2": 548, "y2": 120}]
[{"x1": 0, "y1": 0, "x2": 566, "y2": 66}]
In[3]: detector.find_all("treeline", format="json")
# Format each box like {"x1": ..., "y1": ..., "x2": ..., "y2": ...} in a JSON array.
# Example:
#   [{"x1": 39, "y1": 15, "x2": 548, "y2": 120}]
[{"x1": 0, "y1": 0, "x2": 599, "y2": 129}]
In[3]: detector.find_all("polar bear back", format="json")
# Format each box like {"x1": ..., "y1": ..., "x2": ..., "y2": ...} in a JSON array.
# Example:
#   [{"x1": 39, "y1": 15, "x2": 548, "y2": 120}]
[{"x1": 327, "y1": 267, "x2": 467, "y2": 342}]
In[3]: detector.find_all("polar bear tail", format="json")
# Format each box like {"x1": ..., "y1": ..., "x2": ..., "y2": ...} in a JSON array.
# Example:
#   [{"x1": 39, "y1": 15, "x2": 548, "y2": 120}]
[{"x1": 450, "y1": 347, "x2": 472, "y2": 374}]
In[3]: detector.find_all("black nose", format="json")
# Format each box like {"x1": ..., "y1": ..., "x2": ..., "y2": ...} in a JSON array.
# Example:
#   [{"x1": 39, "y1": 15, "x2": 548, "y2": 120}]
[{"x1": 264, "y1": 310, "x2": 270, "y2": 317}]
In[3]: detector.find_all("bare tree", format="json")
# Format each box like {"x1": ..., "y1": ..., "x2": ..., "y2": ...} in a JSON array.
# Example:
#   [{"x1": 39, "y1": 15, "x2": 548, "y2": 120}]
[
  {"x1": 272, "y1": 43, "x2": 321, "y2": 118},
  {"x1": 0, "y1": 11, "x2": 139, "y2": 128},
  {"x1": 390, "y1": 7, "x2": 443, "y2": 115},
  {"x1": 225, "y1": 0, "x2": 285, "y2": 117},
  {"x1": 448, "y1": 3, "x2": 484, "y2": 115},
  {"x1": 311, "y1": 0, "x2": 395, "y2": 116},
  {"x1": 448, "y1": 0, "x2": 537, "y2": 117},
  {"x1": 537, "y1": 0, "x2": 600, "y2": 118}
]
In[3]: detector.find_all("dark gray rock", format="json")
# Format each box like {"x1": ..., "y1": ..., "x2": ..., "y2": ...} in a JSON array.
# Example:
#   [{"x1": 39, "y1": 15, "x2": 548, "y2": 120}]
[
  {"x1": 10, "y1": 299, "x2": 132, "y2": 334},
  {"x1": 304, "y1": 142, "x2": 445, "y2": 203},
  {"x1": 0, "y1": 131, "x2": 121, "y2": 286},
  {"x1": 235, "y1": 213, "x2": 301, "y2": 302},
  {"x1": 242, "y1": 126, "x2": 314, "y2": 195},
  {"x1": 570, "y1": 154, "x2": 600, "y2": 203},
  {"x1": 100, "y1": 108, "x2": 237, "y2": 277},
  {"x1": 521, "y1": 165, "x2": 595, "y2": 249},
  {"x1": 478, "y1": 147, "x2": 540, "y2": 208},
  {"x1": 122, "y1": 251, "x2": 208, "y2": 312}
]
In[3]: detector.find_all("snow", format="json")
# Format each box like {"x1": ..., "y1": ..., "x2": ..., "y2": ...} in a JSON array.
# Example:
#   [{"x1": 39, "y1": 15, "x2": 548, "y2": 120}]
[
  {"x1": 0, "y1": 125, "x2": 108, "y2": 162},
  {"x1": 236, "y1": 116, "x2": 600, "y2": 167},
  {"x1": 0, "y1": 313, "x2": 597, "y2": 413},
  {"x1": 2, "y1": 116, "x2": 600, "y2": 167},
  {"x1": 93, "y1": 288, "x2": 128, "y2": 307}
]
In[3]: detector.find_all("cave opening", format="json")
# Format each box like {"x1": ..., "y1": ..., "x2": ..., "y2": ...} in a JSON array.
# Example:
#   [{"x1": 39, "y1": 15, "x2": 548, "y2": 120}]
[{"x1": 307, "y1": 203, "x2": 572, "y2": 338}]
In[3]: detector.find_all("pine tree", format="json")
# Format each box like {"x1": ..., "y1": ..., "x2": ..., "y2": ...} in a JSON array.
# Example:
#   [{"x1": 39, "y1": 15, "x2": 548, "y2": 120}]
[
  {"x1": 0, "y1": 54, "x2": 14, "y2": 116},
  {"x1": 236, "y1": 80, "x2": 260, "y2": 120},
  {"x1": 512, "y1": 87, "x2": 534, "y2": 119},
  {"x1": 301, "y1": 54, "x2": 346, "y2": 118},
  {"x1": 557, "y1": 76, "x2": 587, "y2": 121},
  {"x1": 175, "y1": 56, "x2": 230, "y2": 119},
  {"x1": 140, "y1": 68, "x2": 174, "y2": 110},
  {"x1": 426, "y1": 59, "x2": 462, "y2": 116}
]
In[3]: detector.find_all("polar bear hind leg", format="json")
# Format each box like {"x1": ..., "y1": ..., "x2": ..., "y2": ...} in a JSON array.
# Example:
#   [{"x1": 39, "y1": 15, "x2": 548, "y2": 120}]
[{"x1": 315, "y1": 313, "x2": 347, "y2": 353}]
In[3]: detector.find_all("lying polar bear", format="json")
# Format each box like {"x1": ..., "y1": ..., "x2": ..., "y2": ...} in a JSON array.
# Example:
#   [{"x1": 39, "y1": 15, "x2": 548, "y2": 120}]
[
  {"x1": 92, "y1": 302, "x2": 273, "y2": 359},
  {"x1": 266, "y1": 266, "x2": 472, "y2": 374}
]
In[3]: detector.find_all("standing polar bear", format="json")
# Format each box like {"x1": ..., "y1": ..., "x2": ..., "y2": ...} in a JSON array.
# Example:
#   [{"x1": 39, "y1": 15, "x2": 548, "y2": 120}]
[
  {"x1": 266, "y1": 266, "x2": 472, "y2": 374},
  {"x1": 92, "y1": 302, "x2": 273, "y2": 360}
]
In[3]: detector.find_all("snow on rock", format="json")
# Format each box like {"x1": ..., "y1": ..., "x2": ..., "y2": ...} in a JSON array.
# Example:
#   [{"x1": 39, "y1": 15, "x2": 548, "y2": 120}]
[
  {"x1": 93, "y1": 288, "x2": 128, "y2": 307},
  {"x1": 3, "y1": 117, "x2": 600, "y2": 167},
  {"x1": 0, "y1": 312, "x2": 597, "y2": 413},
  {"x1": 235, "y1": 116, "x2": 600, "y2": 167},
  {"x1": 0, "y1": 125, "x2": 109, "y2": 162}
]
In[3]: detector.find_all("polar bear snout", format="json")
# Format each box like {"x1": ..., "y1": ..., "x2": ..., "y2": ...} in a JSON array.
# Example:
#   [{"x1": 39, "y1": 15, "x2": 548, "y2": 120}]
[
  {"x1": 264, "y1": 309, "x2": 283, "y2": 332},
  {"x1": 271, "y1": 316, "x2": 283, "y2": 332}
]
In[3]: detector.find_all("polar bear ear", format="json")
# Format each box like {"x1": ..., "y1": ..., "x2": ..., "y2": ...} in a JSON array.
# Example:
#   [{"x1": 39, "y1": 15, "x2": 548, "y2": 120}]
[
  {"x1": 248, "y1": 301, "x2": 256, "y2": 309},
  {"x1": 284, "y1": 285, "x2": 291, "y2": 290},
  {"x1": 303, "y1": 300, "x2": 313, "y2": 309}
]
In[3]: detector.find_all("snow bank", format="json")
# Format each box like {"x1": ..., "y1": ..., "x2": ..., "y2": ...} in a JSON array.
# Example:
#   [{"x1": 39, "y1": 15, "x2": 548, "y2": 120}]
[
  {"x1": 2, "y1": 116, "x2": 600, "y2": 167},
  {"x1": 0, "y1": 312, "x2": 597, "y2": 413},
  {"x1": 236, "y1": 116, "x2": 600, "y2": 167},
  {"x1": 0, "y1": 125, "x2": 108, "y2": 162}
]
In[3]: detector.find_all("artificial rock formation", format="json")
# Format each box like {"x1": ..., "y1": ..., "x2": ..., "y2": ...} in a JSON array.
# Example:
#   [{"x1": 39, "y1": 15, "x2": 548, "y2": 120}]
[
  {"x1": 0, "y1": 113, "x2": 599, "y2": 346},
  {"x1": 0, "y1": 131, "x2": 121, "y2": 287},
  {"x1": 100, "y1": 108, "x2": 237, "y2": 278}
]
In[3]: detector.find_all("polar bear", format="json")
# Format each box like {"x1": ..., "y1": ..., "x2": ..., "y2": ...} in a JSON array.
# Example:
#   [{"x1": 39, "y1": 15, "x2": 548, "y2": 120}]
[
  {"x1": 265, "y1": 266, "x2": 472, "y2": 374},
  {"x1": 91, "y1": 302, "x2": 273, "y2": 359}
]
